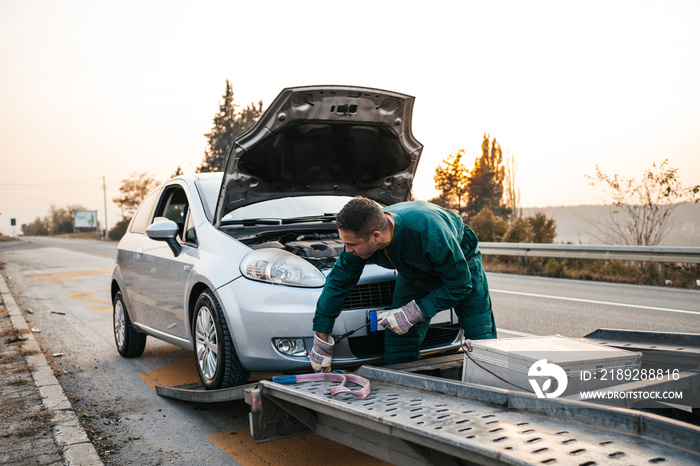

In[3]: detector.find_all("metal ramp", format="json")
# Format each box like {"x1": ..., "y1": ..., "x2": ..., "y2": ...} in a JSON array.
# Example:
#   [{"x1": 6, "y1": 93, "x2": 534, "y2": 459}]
[
  {"x1": 155, "y1": 382, "x2": 257, "y2": 402},
  {"x1": 251, "y1": 366, "x2": 700, "y2": 465}
]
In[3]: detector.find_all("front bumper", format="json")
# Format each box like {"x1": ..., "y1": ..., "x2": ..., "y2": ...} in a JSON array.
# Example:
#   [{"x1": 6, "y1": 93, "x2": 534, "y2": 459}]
[{"x1": 217, "y1": 270, "x2": 460, "y2": 372}]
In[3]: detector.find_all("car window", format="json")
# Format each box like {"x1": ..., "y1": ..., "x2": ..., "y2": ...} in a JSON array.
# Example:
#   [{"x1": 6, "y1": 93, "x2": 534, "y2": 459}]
[
  {"x1": 183, "y1": 208, "x2": 197, "y2": 245},
  {"x1": 155, "y1": 185, "x2": 190, "y2": 241},
  {"x1": 194, "y1": 176, "x2": 221, "y2": 221},
  {"x1": 221, "y1": 196, "x2": 354, "y2": 221},
  {"x1": 130, "y1": 189, "x2": 160, "y2": 234}
]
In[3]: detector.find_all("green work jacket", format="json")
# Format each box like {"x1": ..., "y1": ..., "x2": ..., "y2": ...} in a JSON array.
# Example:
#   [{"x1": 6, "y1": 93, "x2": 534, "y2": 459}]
[{"x1": 312, "y1": 201, "x2": 481, "y2": 334}]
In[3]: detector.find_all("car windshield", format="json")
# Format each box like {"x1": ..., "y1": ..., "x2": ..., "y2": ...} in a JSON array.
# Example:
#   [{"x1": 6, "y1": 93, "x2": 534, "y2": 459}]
[
  {"x1": 222, "y1": 195, "x2": 353, "y2": 223},
  {"x1": 193, "y1": 175, "x2": 355, "y2": 223}
]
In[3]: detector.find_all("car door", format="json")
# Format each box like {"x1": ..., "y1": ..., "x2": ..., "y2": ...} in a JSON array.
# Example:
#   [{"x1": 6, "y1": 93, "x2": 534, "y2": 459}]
[
  {"x1": 118, "y1": 188, "x2": 160, "y2": 325},
  {"x1": 136, "y1": 182, "x2": 196, "y2": 340}
]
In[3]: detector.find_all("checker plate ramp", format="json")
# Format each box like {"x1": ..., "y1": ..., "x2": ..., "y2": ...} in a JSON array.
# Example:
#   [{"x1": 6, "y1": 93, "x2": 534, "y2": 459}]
[{"x1": 258, "y1": 366, "x2": 700, "y2": 465}]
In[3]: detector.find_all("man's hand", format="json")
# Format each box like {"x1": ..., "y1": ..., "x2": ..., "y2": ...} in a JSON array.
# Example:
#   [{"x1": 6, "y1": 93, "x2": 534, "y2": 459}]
[
  {"x1": 377, "y1": 300, "x2": 425, "y2": 335},
  {"x1": 310, "y1": 332, "x2": 334, "y2": 373}
]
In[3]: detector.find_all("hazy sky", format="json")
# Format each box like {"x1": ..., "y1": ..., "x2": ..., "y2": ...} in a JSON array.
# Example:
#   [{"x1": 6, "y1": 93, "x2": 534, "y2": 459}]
[{"x1": 1, "y1": 0, "x2": 699, "y2": 235}]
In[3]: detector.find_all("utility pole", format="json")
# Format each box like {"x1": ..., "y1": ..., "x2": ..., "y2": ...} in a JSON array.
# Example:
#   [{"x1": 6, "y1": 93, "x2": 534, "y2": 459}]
[{"x1": 103, "y1": 176, "x2": 108, "y2": 239}]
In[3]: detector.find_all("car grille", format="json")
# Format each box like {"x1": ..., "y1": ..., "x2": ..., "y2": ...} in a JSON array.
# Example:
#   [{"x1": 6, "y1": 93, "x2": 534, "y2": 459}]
[
  {"x1": 347, "y1": 325, "x2": 461, "y2": 358},
  {"x1": 343, "y1": 281, "x2": 395, "y2": 310}
]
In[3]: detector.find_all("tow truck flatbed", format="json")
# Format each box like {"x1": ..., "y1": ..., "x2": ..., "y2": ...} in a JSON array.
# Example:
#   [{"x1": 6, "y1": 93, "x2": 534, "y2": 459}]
[
  {"x1": 156, "y1": 330, "x2": 700, "y2": 464},
  {"x1": 250, "y1": 365, "x2": 700, "y2": 465}
]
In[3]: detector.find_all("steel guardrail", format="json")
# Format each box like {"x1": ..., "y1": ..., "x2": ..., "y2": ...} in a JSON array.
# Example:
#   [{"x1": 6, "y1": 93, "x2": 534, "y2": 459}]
[{"x1": 479, "y1": 242, "x2": 700, "y2": 263}]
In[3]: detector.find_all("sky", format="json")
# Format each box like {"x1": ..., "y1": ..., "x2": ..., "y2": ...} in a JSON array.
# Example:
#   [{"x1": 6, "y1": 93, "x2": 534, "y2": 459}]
[{"x1": 1, "y1": 0, "x2": 699, "y2": 236}]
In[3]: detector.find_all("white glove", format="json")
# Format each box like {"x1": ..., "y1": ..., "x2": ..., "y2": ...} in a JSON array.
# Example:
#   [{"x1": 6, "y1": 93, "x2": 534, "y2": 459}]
[
  {"x1": 310, "y1": 333, "x2": 335, "y2": 373},
  {"x1": 377, "y1": 300, "x2": 425, "y2": 335}
]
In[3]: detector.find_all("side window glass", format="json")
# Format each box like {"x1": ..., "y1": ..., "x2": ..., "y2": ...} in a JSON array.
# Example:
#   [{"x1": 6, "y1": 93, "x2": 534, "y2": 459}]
[
  {"x1": 154, "y1": 186, "x2": 190, "y2": 241},
  {"x1": 130, "y1": 190, "x2": 160, "y2": 235},
  {"x1": 184, "y1": 209, "x2": 197, "y2": 245}
]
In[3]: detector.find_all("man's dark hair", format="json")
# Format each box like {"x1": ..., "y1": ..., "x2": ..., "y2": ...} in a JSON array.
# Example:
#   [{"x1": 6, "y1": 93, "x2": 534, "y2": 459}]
[{"x1": 336, "y1": 197, "x2": 387, "y2": 238}]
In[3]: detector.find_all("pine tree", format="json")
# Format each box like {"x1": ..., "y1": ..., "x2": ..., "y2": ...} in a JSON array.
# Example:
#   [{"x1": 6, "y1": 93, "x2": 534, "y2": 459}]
[{"x1": 199, "y1": 81, "x2": 263, "y2": 173}]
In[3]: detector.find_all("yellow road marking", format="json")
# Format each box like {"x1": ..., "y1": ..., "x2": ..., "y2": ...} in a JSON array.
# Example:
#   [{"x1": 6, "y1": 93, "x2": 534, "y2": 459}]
[
  {"x1": 138, "y1": 358, "x2": 201, "y2": 392},
  {"x1": 67, "y1": 291, "x2": 112, "y2": 312},
  {"x1": 87, "y1": 306, "x2": 111, "y2": 313},
  {"x1": 207, "y1": 428, "x2": 388, "y2": 465},
  {"x1": 28, "y1": 269, "x2": 112, "y2": 283}
]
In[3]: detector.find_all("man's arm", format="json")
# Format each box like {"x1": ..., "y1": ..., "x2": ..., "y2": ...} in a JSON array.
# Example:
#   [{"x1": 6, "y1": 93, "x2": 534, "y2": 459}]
[{"x1": 312, "y1": 249, "x2": 366, "y2": 334}]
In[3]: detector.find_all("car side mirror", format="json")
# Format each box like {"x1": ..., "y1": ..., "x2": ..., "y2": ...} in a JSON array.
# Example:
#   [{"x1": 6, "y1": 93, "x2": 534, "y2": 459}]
[{"x1": 146, "y1": 219, "x2": 182, "y2": 257}]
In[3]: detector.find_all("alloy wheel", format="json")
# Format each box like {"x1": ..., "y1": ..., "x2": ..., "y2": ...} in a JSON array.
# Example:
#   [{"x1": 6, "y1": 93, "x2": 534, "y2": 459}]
[
  {"x1": 195, "y1": 306, "x2": 218, "y2": 381},
  {"x1": 114, "y1": 299, "x2": 126, "y2": 349}
]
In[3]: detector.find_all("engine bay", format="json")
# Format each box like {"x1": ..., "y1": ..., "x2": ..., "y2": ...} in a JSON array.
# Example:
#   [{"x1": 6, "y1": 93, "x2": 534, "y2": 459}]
[{"x1": 232, "y1": 227, "x2": 345, "y2": 270}]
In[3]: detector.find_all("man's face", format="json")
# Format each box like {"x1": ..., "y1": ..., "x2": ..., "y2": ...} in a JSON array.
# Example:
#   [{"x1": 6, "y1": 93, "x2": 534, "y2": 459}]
[{"x1": 338, "y1": 228, "x2": 381, "y2": 259}]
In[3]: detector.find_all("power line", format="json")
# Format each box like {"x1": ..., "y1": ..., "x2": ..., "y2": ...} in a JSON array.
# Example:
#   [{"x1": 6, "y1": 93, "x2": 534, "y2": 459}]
[{"x1": 0, "y1": 178, "x2": 102, "y2": 187}]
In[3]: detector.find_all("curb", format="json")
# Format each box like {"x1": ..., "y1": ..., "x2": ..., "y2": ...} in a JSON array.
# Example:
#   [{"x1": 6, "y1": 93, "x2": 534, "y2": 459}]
[{"x1": 0, "y1": 274, "x2": 103, "y2": 466}]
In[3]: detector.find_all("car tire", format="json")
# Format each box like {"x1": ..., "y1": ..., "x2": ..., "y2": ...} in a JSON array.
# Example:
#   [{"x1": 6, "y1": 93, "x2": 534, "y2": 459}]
[
  {"x1": 193, "y1": 290, "x2": 249, "y2": 389},
  {"x1": 113, "y1": 291, "x2": 147, "y2": 358}
]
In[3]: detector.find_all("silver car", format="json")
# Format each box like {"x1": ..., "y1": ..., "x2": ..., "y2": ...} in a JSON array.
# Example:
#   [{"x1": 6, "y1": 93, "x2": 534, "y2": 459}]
[{"x1": 111, "y1": 85, "x2": 461, "y2": 389}]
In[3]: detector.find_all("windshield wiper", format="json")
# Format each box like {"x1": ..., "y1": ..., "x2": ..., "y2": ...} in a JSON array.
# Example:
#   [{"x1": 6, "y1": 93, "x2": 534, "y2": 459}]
[
  {"x1": 221, "y1": 218, "x2": 282, "y2": 226},
  {"x1": 281, "y1": 214, "x2": 337, "y2": 225}
]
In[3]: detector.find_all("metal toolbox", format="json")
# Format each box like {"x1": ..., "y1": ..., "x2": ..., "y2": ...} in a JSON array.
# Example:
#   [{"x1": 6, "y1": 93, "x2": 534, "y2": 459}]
[{"x1": 462, "y1": 335, "x2": 642, "y2": 397}]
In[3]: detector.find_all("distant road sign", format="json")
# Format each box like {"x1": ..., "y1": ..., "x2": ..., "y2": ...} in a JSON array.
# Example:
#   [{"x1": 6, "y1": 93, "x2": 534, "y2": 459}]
[{"x1": 74, "y1": 210, "x2": 97, "y2": 228}]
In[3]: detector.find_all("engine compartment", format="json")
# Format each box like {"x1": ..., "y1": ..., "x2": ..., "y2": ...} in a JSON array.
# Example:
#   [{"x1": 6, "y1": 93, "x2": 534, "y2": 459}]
[
  {"x1": 284, "y1": 237, "x2": 345, "y2": 269},
  {"x1": 232, "y1": 226, "x2": 345, "y2": 270}
]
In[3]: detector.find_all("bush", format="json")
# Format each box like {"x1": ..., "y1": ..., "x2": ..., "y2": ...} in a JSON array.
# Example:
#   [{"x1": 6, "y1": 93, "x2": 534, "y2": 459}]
[
  {"x1": 470, "y1": 207, "x2": 509, "y2": 242},
  {"x1": 108, "y1": 218, "x2": 131, "y2": 241}
]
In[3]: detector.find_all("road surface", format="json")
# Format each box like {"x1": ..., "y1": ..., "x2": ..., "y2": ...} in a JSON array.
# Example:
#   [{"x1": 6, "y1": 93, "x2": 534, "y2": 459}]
[{"x1": 1, "y1": 236, "x2": 698, "y2": 464}]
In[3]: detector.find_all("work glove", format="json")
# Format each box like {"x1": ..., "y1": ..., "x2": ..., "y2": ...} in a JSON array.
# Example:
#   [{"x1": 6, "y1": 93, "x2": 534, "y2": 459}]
[
  {"x1": 377, "y1": 300, "x2": 425, "y2": 335},
  {"x1": 310, "y1": 333, "x2": 335, "y2": 373}
]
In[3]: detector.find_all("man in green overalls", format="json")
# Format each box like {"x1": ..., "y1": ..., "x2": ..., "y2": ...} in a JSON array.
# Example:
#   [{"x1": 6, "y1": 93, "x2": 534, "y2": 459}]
[{"x1": 310, "y1": 197, "x2": 497, "y2": 372}]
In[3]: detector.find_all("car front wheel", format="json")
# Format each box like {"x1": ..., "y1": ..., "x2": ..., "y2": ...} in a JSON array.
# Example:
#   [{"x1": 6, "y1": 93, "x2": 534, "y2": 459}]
[
  {"x1": 113, "y1": 291, "x2": 146, "y2": 357},
  {"x1": 193, "y1": 290, "x2": 249, "y2": 389}
]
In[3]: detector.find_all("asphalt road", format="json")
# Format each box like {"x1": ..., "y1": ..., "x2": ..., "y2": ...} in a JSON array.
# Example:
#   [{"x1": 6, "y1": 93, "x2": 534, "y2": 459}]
[{"x1": 1, "y1": 237, "x2": 699, "y2": 465}]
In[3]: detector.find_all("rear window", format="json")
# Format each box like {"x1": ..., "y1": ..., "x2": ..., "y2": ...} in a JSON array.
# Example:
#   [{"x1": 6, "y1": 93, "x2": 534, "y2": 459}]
[{"x1": 130, "y1": 190, "x2": 160, "y2": 234}]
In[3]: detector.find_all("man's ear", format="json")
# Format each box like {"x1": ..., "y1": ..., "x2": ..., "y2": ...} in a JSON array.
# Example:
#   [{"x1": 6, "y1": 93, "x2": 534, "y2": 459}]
[{"x1": 369, "y1": 230, "x2": 382, "y2": 242}]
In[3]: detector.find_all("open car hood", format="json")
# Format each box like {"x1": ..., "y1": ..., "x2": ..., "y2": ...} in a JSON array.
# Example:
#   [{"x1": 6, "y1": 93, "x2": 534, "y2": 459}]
[{"x1": 215, "y1": 85, "x2": 422, "y2": 226}]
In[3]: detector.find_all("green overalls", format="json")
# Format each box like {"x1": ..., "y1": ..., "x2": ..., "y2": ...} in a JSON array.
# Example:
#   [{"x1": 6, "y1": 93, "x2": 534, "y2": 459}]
[{"x1": 312, "y1": 201, "x2": 497, "y2": 364}]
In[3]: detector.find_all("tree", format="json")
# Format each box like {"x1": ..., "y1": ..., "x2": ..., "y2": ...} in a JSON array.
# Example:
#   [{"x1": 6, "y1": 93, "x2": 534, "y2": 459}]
[
  {"x1": 586, "y1": 159, "x2": 700, "y2": 246},
  {"x1": 503, "y1": 217, "x2": 530, "y2": 243},
  {"x1": 171, "y1": 165, "x2": 184, "y2": 178},
  {"x1": 503, "y1": 151, "x2": 521, "y2": 221},
  {"x1": 499, "y1": 212, "x2": 557, "y2": 243},
  {"x1": 108, "y1": 217, "x2": 131, "y2": 241},
  {"x1": 465, "y1": 134, "x2": 509, "y2": 219},
  {"x1": 432, "y1": 149, "x2": 469, "y2": 216},
  {"x1": 48, "y1": 204, "x2": 89, "y2": 235},
  {"x1": 469, "y1": 207, "x2": 509, "y2": 242},
  {"x1": 199, "y1": 80, "x2": 263, "y2": 173},
  {"x1": 20, "y1": 204, "x2": 92, "y2": 236},
  {"x1": 112, "y1": 172, "x2": 159, "y2": 219},
  {"x1": 527, "y1": 212, "x2": 557, "y2": 243},
  {"x1": 22, "y1": 216, "x2": 50, "y2": 236}
]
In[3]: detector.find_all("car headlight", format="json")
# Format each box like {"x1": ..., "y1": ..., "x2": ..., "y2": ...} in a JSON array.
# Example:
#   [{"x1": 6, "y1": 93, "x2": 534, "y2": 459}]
[{"x1": 240, "y1": 249, "x2": 326, "y2": 287}]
